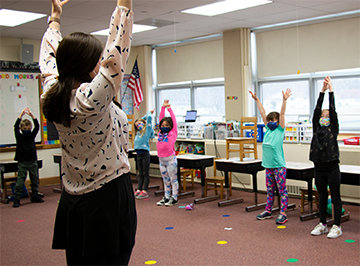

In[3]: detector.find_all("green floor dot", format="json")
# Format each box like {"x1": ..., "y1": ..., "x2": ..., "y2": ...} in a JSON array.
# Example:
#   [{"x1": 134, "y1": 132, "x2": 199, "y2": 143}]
[
  {"x1": 345, "y1": 239, "x2": 355, "y2": 243},
  {"x1": 145, "y1": 260, "x2": 157, "y2": 265},
  {"x1": 287, "y1": 258, "x2": 298, "y2": 263}
]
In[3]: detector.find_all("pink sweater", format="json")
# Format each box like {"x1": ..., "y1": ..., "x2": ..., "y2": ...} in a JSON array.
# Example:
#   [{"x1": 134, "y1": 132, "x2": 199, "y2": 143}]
[{"x1": 157, "y1": 106, "x2": 178, "y2": 157}]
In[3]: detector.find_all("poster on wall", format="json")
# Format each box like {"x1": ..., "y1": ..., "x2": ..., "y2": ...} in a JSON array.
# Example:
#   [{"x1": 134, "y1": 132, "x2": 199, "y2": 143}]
[{"x1": 120, "y1": 74, "x2": 134, "y2": 115}]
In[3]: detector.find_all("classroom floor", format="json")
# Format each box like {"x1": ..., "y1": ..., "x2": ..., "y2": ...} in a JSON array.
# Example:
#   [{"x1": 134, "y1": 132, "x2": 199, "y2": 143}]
[{"x1": 1, "y1": 176, "x2": 359, "y2": 266}]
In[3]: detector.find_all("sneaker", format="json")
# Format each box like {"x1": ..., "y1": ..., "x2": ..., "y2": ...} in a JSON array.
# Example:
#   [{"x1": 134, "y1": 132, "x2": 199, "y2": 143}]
[
  {"x1": 327, "y1": 225, "x2": 342, "y2": 239},
  {"x1": 134, "y1": 190, "x2": 141, "y2": 197},
  {"x1": 13, "y1": 199, "x2": 20, "y2": 208},
  {"x1": 276, "y1": 214, "x2": 288, "y2": 224},
  {"x1": 136, "y1": 191, "x2": 149, "y2": 199},
  {"x1": 311, "y1": 222, "x2": 328, "y2": 236},
  {"x1": 30, "y1": 196, "x2": 44, "y2": 203},
  {"x1": 256, "y1": 211, "x2": 273, "y2": 220},
  {"x1": 157, "y1": 197, "x2": 169, "y2": 206},
  {"x1": 165, "y1": 196, "x2": 178, "y2": 207}
]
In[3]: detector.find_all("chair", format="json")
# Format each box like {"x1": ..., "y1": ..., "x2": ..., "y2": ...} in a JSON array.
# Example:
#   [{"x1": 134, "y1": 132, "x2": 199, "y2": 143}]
[
  {"x1": 180, "y1": 168, "x2": 195, "y2": 191},
  {"x1": 204, "y1": 159, "x2": 232, "y2": 198},
  {"x1": 3, "y1": 173, "x2": 18, "y2": 199},
  {"x1": 226, "y1": 117, "x2": 258, "y2": 161},
  {"x1": 300, "y1": 188, "x2": 331, "y2": 213},
  {"x1": 127, "y1": 114, "x2": 135, "y2": 149}
]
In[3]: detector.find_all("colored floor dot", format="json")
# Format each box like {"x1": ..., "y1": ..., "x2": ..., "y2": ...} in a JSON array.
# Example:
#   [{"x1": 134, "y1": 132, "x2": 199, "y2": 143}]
[
  {"x1": 277, "y1": 226, "x2": 286, "y2": 229},
  {"x1": 287, "y1": 258, "x2": 298, "y2": 263},
  {"x1": 178, "y1": 206, "x2": 186, "y2": 208},
  {"x1": 165, "y1": 227, "x2": 174, "y2": 230},
  {"x1": 145, "y1": 260, "x2": 157, "y2": 265},
  {"x1": 345, "y1": 239, "x2": 355, "y2": 243},
  {"x1": 217, "y1": 241, "x2": 227, "y2": 244},
  {"x1": 17, "y1": 220, "x2": 25, "y2": 223},
  {"x1": 143, "y1": 198, "x2": 149, "y2": 201},
  {"x1": 223, "y1": 215, "x2": 230, "y2": 217}
]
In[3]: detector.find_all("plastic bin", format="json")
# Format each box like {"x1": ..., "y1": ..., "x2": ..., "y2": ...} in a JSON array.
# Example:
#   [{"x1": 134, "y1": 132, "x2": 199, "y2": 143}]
[
  {"x1": 343, "y1": 137, "x2": 360, "y2": 145},
  {"x1": 284, "y1": 125, "x2": 299, "y2": 143},
  {"x1": 299, "y1": 124, "x2": 313, "y2": 143},
  {"x1": 244, "y1": 124, "x2": 265, "y2": 142}
]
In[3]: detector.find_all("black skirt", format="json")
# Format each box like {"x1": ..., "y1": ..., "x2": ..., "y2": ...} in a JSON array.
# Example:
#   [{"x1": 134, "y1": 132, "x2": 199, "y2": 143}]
[{"x1": 52, "y1": 172, "x2": 137, "y2": 257}]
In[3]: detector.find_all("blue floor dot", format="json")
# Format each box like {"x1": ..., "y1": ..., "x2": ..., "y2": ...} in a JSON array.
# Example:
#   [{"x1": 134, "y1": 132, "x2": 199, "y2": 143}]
[
  {"x1": 178, "y1": 206, "x2": 186, "y2": 208},
  {"x1": 165, "y1": 227, "x2": 174, "y2": 230},
  {"x1": 223, "y1": 215, "x2": 230, "y2": 217}
]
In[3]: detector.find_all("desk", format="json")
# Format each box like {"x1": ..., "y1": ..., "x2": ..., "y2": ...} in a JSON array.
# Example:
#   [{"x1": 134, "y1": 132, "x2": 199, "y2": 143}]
[
  {"x1": 0, "y1": 159, "x2": 43, "y2": 204},
  {"x1": 213, "y1": 158, "x2": 264, "y2": 207},
  {"x1": 149, "y1": 151, "x2": 214, "y2": 199}
]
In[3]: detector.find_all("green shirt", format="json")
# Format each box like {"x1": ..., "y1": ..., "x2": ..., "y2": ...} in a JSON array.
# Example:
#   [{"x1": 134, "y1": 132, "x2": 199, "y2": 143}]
[{"x1": 262, "y1": 125, "x2": 286, "y2": 169}]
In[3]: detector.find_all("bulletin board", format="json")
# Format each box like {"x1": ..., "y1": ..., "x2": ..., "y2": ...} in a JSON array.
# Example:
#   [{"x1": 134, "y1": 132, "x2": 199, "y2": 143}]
[{"x1": 0, "y1": 71, "x2": 42, "y2": 146}]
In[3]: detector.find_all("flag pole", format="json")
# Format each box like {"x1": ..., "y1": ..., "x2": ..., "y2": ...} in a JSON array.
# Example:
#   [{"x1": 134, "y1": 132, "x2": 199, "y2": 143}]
[{"x1": 120, "y1": 56, "x2": 138, "y2": 104}]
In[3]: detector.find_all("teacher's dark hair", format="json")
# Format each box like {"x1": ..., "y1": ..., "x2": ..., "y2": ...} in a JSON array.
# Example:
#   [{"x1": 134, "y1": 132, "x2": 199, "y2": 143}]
[{"x1": 42, "y1": 32, "x2": 103, "y2": 127}]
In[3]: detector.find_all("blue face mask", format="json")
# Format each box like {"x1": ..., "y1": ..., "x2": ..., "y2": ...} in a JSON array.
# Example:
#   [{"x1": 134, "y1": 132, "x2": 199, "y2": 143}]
[
  {"x1": 267, "y1": 122, "x2": 278, "y2": 131},
  {"x1": 22, "y1": 130, "x2": 31, "y2": 136},
  {"x1": 137, "y1": 123, "x2": 145, "y2": 131},
  {"x1": 160, "y1": 127, "x2": 171, "y2": 133}
]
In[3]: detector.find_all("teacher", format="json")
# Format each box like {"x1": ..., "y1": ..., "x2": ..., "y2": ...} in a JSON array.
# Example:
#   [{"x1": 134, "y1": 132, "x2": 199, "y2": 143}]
[{"x1": 40, "y1": 0, "x2": 136, "y2": 265}]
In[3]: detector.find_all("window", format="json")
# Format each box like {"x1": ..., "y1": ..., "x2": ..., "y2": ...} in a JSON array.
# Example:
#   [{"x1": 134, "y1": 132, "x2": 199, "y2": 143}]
[
  {"x1": 315, "y1": 76, "x2": 360, "y2": 131},
  {"x1": 195, "y1": 85, "x2": 225, "y2": 123},
  {"x1": 260, "y1": 80, "x2": 310, "y2": 123},
  {"x1": 156, "y1": 82, "x2": 225, "y2": 124}
]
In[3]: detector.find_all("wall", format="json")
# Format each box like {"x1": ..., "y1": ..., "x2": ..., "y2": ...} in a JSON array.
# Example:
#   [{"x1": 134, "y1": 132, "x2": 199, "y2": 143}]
[{"x1": 0, "y1": 38, "x2": 41, "y2": 63}]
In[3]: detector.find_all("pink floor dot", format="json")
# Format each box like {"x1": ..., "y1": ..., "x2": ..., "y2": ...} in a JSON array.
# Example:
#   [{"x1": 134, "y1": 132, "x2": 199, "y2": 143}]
[
  {"x1": 143, "y1": 198, "x2": 150, "y2": 201},
  {"x1": 17, "y1": 220, "x2": 25, "y2": 223}
]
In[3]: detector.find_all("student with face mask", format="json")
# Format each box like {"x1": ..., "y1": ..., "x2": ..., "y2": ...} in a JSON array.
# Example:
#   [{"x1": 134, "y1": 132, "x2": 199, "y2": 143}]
[
  {"x1": 309, "y1": 76, "x2": 342, "y2": 239},
  {"x1": 249, "y1": 88, "x2": 292, "y2": 225},
  {"x1": 156, "y1": 100, "x2": 179, "y2": 207},
  {"x1": 134, "y1": 109, "x2": 155, "y2": 199}
]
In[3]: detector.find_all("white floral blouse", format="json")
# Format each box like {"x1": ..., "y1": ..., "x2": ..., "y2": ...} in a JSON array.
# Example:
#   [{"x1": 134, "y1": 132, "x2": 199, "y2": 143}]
[{"x1": 39, "y1": 6, "x2": 133, "y2": 195}]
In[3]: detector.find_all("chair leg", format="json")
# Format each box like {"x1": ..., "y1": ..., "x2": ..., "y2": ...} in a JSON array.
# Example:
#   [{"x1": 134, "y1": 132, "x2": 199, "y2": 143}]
[
  {"x1": 183, "y1": 175, "x2": 186, "y2": 191},
  {"x1": 220, "y1": 183, "x2": 223, "y2": 199},
  {"x1": 214, "y1": 183, "x2": 218, "y2": 195},
  {"x1": 229, "y1": 172, "x2": 232, "y2": 196},
  {"x1": 204, "y1": 181, "x2": 207, "y2": 197},
  {"x1": 300, "y1": 191, "x2": 305, "y2": 213},
  {"x1": 191, "y1": 174, "x2": 194, "y2": 188}
]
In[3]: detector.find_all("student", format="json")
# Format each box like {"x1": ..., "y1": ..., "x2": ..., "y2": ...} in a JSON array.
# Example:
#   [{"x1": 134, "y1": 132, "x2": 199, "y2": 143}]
[
  {"x1": 156, "y1": 100, "x2": 179, "y2": 207},
  {"x1": 134, "y1": 109, "x2": 155, "y2": 199},
  {"x1": 249, "y1": 89, "x2": 292, "y2": 224},
  {"x1": 40, "y1": 0, "x2": 135, "y2": 265},
  {"x1": 310, "y1": 76, "x2": 342, "y2": 239},
  {"x1": 13, "y1": 107, "x2": 43, "y2": 208}
]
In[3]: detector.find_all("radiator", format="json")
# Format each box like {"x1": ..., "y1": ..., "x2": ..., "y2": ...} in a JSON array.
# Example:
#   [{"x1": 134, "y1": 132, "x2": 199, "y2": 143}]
[{"x1": 286, "y1": 185, "x2": 302, "y2": 196}]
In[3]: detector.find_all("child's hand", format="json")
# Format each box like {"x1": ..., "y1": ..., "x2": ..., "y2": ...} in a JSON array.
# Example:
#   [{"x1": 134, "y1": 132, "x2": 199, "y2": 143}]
[
  {"x1": 150, "y1": 108, "x2": 155, "y2": 114},
  {"x1": 163, "y1": 100, "x2": 169, "y2": 107},
  {"x1": 249, "y1": 91, "x2": 258, "y2": 100},
  {"x1": 321, "y1": 78, "x2": 329, "y2": 93},
  {"x1": 282, "y1": 88, "x2": 292, "y2": 101},
  {"x1": 324, "y1": 76, "x2": 333, "y2": 92},
  {"x1": 27, "y1": 109, "x2": 35, "y2": 119}
]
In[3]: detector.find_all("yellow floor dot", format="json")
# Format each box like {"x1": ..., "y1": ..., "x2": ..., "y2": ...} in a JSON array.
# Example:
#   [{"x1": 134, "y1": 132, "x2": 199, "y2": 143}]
[
  {"x1": 277, "y1": 225, "x2": 286, "y2": 229},
  {"x1": 217, "y1": 241, "x2": 227, "y2": 244},
  {"x1": 145, "y1": 260, "x2": 157, "y2": 265}
]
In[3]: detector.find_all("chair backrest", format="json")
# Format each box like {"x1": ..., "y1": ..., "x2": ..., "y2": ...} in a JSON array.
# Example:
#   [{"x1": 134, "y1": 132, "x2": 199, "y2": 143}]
[
  {"x1": 240, "y1": 117, "x2": 257, "y2": 138},
  {"x1": 127, "y1": 114, "x2": 135, "y2": 148}
]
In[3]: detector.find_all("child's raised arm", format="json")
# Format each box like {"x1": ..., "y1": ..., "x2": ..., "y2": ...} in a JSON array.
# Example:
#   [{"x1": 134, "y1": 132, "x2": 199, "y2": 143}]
[
  {"x1": 249, "y1": 91, "x2": 267, "y2": 124},
  {"x1": 280, "y1": 88, "x2": 292, "y2": 128}
]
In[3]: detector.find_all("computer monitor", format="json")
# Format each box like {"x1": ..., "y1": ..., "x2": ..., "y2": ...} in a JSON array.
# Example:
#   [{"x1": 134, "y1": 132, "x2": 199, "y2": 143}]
[{"x1": 185, "y1": 110, "x2": 197, "y2": 122}]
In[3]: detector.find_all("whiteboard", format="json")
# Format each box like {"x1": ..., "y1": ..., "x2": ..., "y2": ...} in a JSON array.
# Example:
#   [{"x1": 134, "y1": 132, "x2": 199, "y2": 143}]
[{"x1": 0, "y1": 71, "x2": 41, "y2": 146}]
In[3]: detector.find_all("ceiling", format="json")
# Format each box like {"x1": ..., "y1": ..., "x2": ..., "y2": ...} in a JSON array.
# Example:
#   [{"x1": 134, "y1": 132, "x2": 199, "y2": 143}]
[{"x1": 1, "y1": 0, "x2": 359, "y2": 47}]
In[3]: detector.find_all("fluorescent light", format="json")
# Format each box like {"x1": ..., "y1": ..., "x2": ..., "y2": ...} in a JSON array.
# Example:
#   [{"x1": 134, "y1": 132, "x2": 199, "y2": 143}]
[
  {"x1": 91, "y1": 24, "x2": 157, "y2": 36},
  {"x1": 0, "y1": 9, "x2": 46, "y2": 27},
  {"x1": 182, "y1": 0, "x2": 272, "y2": 16}
]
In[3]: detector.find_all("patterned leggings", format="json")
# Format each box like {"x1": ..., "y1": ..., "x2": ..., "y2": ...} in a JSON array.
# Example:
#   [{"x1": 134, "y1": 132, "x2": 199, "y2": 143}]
[
  {"x1": 265, "y1": 167, "x2": 288, "y2": 214},
  {"x1": 159, "y1": 156, "x2": 179, "y2": 201}
]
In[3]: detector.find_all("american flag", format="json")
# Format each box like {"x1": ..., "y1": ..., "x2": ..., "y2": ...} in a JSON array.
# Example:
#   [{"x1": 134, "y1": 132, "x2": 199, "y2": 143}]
[{"x1": 126, "y1": 59, "x2": 143, "y2": 110}]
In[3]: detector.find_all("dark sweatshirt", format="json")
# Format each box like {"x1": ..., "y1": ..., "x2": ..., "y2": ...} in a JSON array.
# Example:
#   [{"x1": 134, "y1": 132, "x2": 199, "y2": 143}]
[
  {"x1": 14, "y1": 118, "x2": 39, "y2": 162},
  {"x1": 309, "y1": 92, "x2": 340, "y2": 170}
]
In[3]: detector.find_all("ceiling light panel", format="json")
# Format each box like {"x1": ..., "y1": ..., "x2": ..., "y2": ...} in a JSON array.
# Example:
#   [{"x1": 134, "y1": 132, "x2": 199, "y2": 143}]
[{"x1": 0, "y1": 9, "x2": 46, "y2": 27}]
